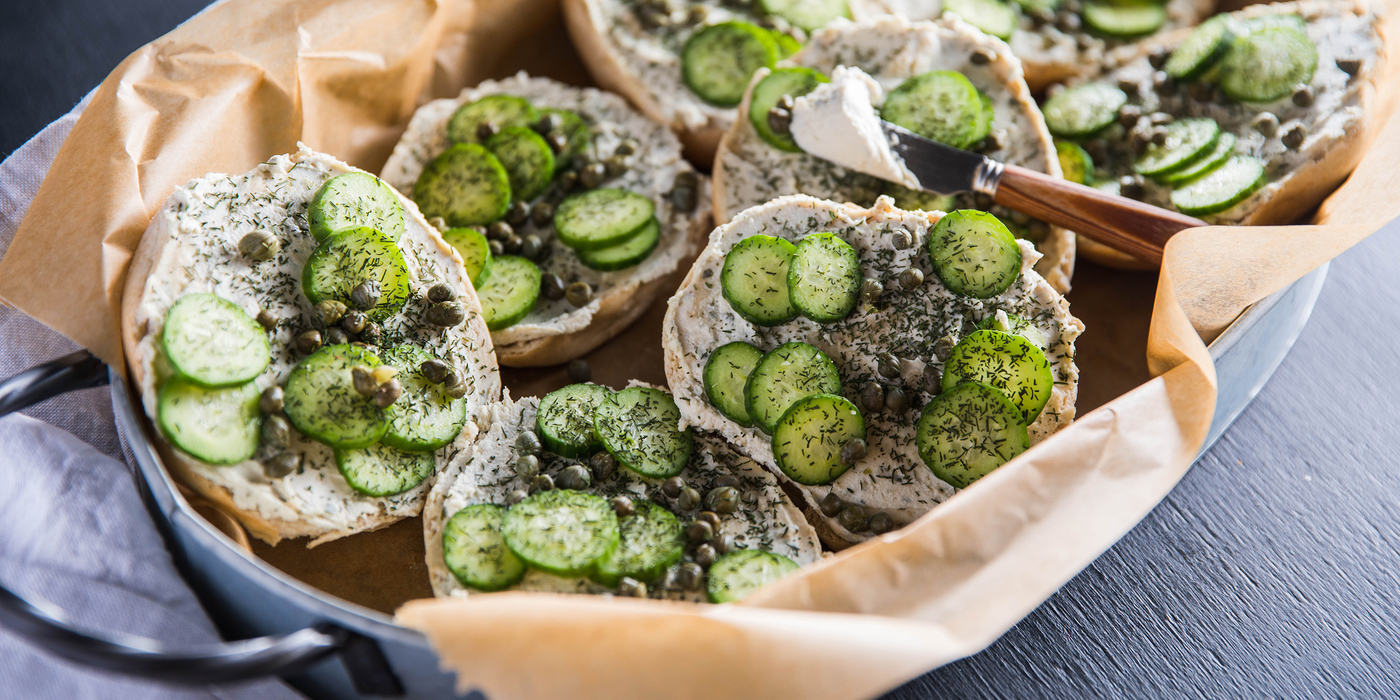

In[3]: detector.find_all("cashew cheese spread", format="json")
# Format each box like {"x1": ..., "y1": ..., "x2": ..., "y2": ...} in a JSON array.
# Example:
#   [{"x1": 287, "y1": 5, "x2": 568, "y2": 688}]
[{"x1": 789, "y1": 66, "x2": 922, "y2": 190}]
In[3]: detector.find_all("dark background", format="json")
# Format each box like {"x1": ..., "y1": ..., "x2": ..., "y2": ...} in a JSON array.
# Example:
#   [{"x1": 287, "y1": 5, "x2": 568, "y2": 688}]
[{"x1": 3, "y1": 1, "x2": 1398, "y2": 697}]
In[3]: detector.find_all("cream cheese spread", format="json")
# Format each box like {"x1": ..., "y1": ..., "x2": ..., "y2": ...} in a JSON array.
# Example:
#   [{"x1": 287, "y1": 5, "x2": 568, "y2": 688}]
[{"x1": 789, "y1": 66, "x2": 921, "y2": 190}]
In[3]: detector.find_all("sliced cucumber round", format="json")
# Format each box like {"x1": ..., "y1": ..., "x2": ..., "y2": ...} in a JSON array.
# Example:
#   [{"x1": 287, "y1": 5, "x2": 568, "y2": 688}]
[
  {"x1": 883, "y1": 181, "x2": 956, "y2": 212},
  {"x1": 682, "y1": 22, "x2": 779, "y2": 107},
  {"x1": 881, "y1": 70, "x2": 985, "y2": 149},
  {"x1": 593, "y1": 500, "x2": 685, "y2": 586},
  {"x1": 703, "y1": 341, "x2": 765, "y2": 427},
  {"x1": 917, "y1": 381, "x2": 1028, "y2": 489},
  {"x1": 1159, "y1": 132, "x2": 1235, "y2": 186},
  {"x1": 441, "y1": 227, "x2": 492, "y2": 288},
  {"x1": 476, "y1": 255, "x2": 541, "y2": 331},
  {"x1": 541, "y1": 107, "x2": 591, "y2": 163},
  {"x1": 335, "y1": 442, "x2": 435, "y2": 497},
  {"x1": 1081, "y1": 1, "x2": 1165, "y2": 38},
  {"x1": 749, "y1": 68, "x2": 828, "y2": 153},
  {"x1": 969, "y1": 90, "x2": 995, "y2": 146},
  {"x1": 1133, "y1": 117, "x2": 1221, "y2": 177},
  {"x1": 1165, "y1": 15, "x2": 1236, "y2": 81},
  {"x1": 707, "y1": 549, "x2": 800, "y2": 603},
  {"x1": 594, "y1": 387, "x2": 693, "y2": 479},
  {"x1": 381, "y1": 345, "x2": 467, "y2": 452},
  {"x1": 721, "y1": 234, "x2": 798, "y2": 326},
  {"x1": 1041, "y1": 83, "x2": 1127, "y2": 139},
  {"x1": 976, "y1": 311, "x2": 1049, "y2": 350},
  {"x1": 302, "y1": 227, "x2": 413, "y2": 323},
  {"x1": 413, "y1": 144, "x2": 511, "y2": 227},
  {"x1": 759, "y1": 0, "x2": 850, "y2": 32},
  {"x1": 578, "y1": 217, "x2": 660, "y2": 271},
  {"x1": 443, "y1": 504, "x2": 527, "y2": 592},
  {"x1": 1219, "y1": 25, "x2": 1318, "y2": 103},
  {"x1": 941, "y1": 329, "x2": 1054, "y2": 424},
  {"x1": 161, "y1": 293, "x2": 269, "y2": 388},
  {"x1": 944, "y1": 0, "x2": 1018, "y2": 40},
  {"x1": 554, "y1": 188, "x2": 655, "y2": 251},
  {"x1": 772, "y1": 393, "x2": 865, "y2": 486},
  {"x1": 501, "y1": 490, "x2": 620, "y2": 577},
  {"x1": 486, "y1": 126, "x2": 556, "y2": 202},
  {"x1": 446, "y1": 94, "x2": 539, "y2": 146},
  {"x1": 1055, "y1": 140, "x2": 1093, "y2": 185},
  {"x1": 1237, "y1": 13, "x2": 1307, "y2": 35},
  {"x1": 284, "y1": 344, "x2": 387, "y2": 449},
  {"x1": 770, "y1": 29, "x2": 802, "y2": 58},
  {"x1": 537, "y1": 383, "x2": 612, "y2": 458},
  {"x1": 308, "y1": 171, "x2": 406, "y2": 243},
  {"x1": 744, "y1": 341, "x2": 841, "y2": 434},
  {"x1": 928, "y1": 210, "x2": 1022, "y2": 299},
  {"x1": 787, "y1": 233, "x2": 861, "y2": 324},
  {"x1": 1170, "y1": 155, "x2": 1266, "y2": 216},
  {"x1": 157, "y1": 377, "x2": 261, "y2": 465}
]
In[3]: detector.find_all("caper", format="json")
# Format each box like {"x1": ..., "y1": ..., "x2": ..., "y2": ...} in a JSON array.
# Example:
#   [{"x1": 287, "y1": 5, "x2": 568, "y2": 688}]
[
  {"x1": 1116, "y1": 77, "x2": 1140, "y2": 97},
  {"x1": 294, "y1": 329, "x2": 322, "y2": 355},
  {"x1": 351, "y1": 366, "x2": 378, "y2": 398},
  {"x1": 1292, "y1": 84, "x2": 1315, "y2": 107},
  {"x1": 517, "y1": 235, "x2": 542, "y2": 261},
  {"x1": 838, "y1": 438, "x2": 868, "y2": 466},
  {"x1": 579, "y1": 162, "x2": 608, "y2": 189},
  {"x1": 565, "y1": 282, "x2": 593, "y2": 307},
  {"x1": 898, "y1": 267, "x2": 924, "y2": 290},
  {"x1": 315, "y1": 300, "x2": 348, "y2": 326},
  {"x1": 374, "y1": 378, "x2": 403, "y2": 408},
  {"x1": 694, "y1": 543, "x2": 718, "y2": 568},
  {"x1": 255, "y1": 309, "x2": 278, "y2": 331},
  {"x1": 427, "y1": 216, "x2": 449, "y2": 232},
  {"x1": 618, "y1": 577, "x2": 647, "y2": 598},
  {"x1": 981, "y1": 133, "x2": 1001, "y2": 152},
  {"x1": 476, "y1": 121, "x2": 499, "y2": 141},
  {"x1": 1152, "y1": 71, "x2": 1172, "y2": 92},
  {"x1": 877, "y1": 352, "x2": 901, "y2": 379},
  {"x1": 698, "y1": 511, "x2": 721, "y2": 527},
  {"x1": 677, "y1": 487, "x2": 701, "y2": 511},
  {"x1": 427, "y1": 283, "x2": 456, "y2": 304},
  {"x1": 1282, "y1": 123, "x2": 1307, "y2": 150},
  {"x1": 676, "y1": 562, "x2": 704, "y2": 590},
  {"x1": 557, "y1": 464, "x2": 592, "y2": 490},
  {"x1": 261, "y1": 415, "x2": 291, "y2": 450},
  {"x1": 1150, "y1": 127, "x2": 1169, "y2": 146},
  {"x1": 531, "y1": 202, "x2": 555, "y2": 227},
  {"x1": 339, "y1": 310, "x2": 367, "y2": 334},
  {"x1": 924, "y1": 366, "x2": 943, "y2": 395},
  {"x1": 686, "y1": 520, "x2": 714, "y2": 544},
  {"x1": 615, "y1": 140, "x2": 639, "y2": 158},
  {"x1": 263, "y1": 452, "x2": 301, "y2": 478},
  {"x1": 885, "y1": 386, "x2": 908, "y2": 413},
  {"x1": 259, "y1": 386, "x2": 284, "y2": 414},
  {"x1": 1252, "y1": 112, "x2": 1280, "y2": 136},
  {"x1": 418, "y1": 359, "x2": 450, "y2": 385},
  {"x1": 487, "y1": 239, "x2": 504, "y2": 257},
  {"x1": 713, "y1": 474, "x2": 740, "y2": 489},
  {"x1": 662, "y1": 476, "x2": 685, "y2": 499},
  {"x1": 502, "y1": 234, "x2": 523, "y2": 255},
  {"x1": 703, "y1": 486, "x2": 738, "y2": 515},
  {"x1": 711, "y1": 533, "x2": 735, "y2": 555},
  {"x1": 589, "y1": 450, "x2": 617, "y2": 481},
  {"x1": 819, "y1": 492, "x2": 843, "y2": 517},
  {"x1": 540, "y1": 273, "x2": 567, "y2": 301},
  {"x1": 1056, "y1": 12, "x2": 1080, "y2": 32},
  {"x1": 860, "y1": 382, "x2": 885, "y2": 413},
  {"x1": 531, "y1": 474, "x2": 554, "y2": 493},
  {"x1": 1117, "y1": 104, "x2": 1142, "y2": 129},
  {"x1": 1118, "y1": 174, "x2": 1145, "y2": 200},
  {"x1": 238, "y1": 230, "x2": 279, "y2": 261},
  {"x1": 567, "y1": 359, "x2": 592, "y2": 383},
  {"x1": 669, "y1": 185, "x2": 698, "y2": 212},
  {"x1": 555, "y1": 170, "x2": 579, "y2": 195},
  {"x1": 767, "y1": 107, "x2": 792, "y2": 136},
  {"x1": 506, "y1": 200, "x2": 530, "y2": 226},
  {"x1": 516, "y1": 454, "x2": 540, "y2": 480},
  {"x1": 324, "y1": 327, "x2": 349, "y2": 345},
  {"x1": 1336, "y1": 56, "x2": 1362, "y2": 76},
  {"x1": 358, "y1": 322, "x2": 382, "y2": 345},
  {"x1": 611, "y1": 495, "x2": 635, "y2": 517},
  {"x1": 838, "y1": 503, "x2": 868, "y2": 532},
  {"x1": 860, "y1": 277, "x2": 883, "y2": 304},
  {"x1": 890, "y1": 228, "x2": 914, "y2": 250},
  {"x1": 506, "y1": 489, "x2": 528, "y2": 505},
  {"x1": 867, "y1": 511, "x2": 896, "y2": 535},
  {"x1": 487, "y1": 220, "x2": 513, "y2": 241},
  {"x1": 1147, "y1": 47, "x2": 1169, "y2": 69},
  {"x1": 604, "y1": 155, "x2": 629, "y2": 178},
  {"x1": 443, "y1": 374, "x2": 470, "y2": 399},
  {"x1": 969, "y1": 50, "x2": 991, "y2": 65},
  {"x1": 425, "y1": 301, "x2": 466, "y2": 327},
  {"x1": 350, "y1": 280, "x2": 380, "y2": 310},
  {"x1": 534, "y1": 112, "x2": 564, "y2": 135},
  {"x1": 930, "y1": 335, "x2": 955, "y2": 362}
]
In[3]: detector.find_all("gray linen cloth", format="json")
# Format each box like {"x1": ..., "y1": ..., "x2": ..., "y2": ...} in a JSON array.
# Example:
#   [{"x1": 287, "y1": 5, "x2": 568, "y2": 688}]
[{"x1": 0, "y1": 94, "x2": 304, "y2": 700}]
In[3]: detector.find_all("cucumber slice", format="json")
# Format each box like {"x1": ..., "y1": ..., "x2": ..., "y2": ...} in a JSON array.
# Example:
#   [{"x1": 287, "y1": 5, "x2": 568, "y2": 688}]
[
  {"x1": 750, "y1": 67, "x2": 829, "y2": 153},
  {"x1": 1055, "y1": 140, "x2": 1093, "y2": 185},
  {"x1": 592, "y1": 500, "x2": 685, "y2": 586},
  {"x1": 541, "y1": 108, "x2": 591, "y2": 163},
  {"x1": 883, "y1": 181, "x2": 956, "y2": 212},
  {"x1": 381, "y1": 345, "x2": 467, "y2": 452},
  {"x1": 1158, "y1": 132, "x2": 1235, "y2": 186},
  {"x1": 1237, "y1": 14, "x2": 1307, "y2": 35},
  {"x1": 707, "y1": 550, "x2": 800, "y2": 603},
  {"x1": 594, "y1": 387, "x2": 694, "y2": 479},
  {"x1": 1164, "y1": 15, "x2": 1235, "y2": 81},
  {"x1": 302, "y1": 227, "x2": 413, "y2": 323},
  {"x1": 927, "y1": 210, "x2": 1022, "y2": 299},
  {"x1": 941, "y1": 329, "x2": 1054, "y2": 423},
  {"x1": 916, "y1": 381, "x2": 1029, "y2": 488},
  {"x1": 1133, "y1": 118, "x2": 1221, "y2": 177},
  {"x1": 486, "y1": 126, "x2": 556, "y2": 202},
  {"x1": 943, "y1": 0, "x2": 1018, "y2": 40},
  {"x1": 161, "y1": 293, "x2": 269, "y2": 388},
  {"x1": 1011, "y1": 0, "x2": 1060, "y2": 11},
  {"x1": 1041, "y1": 83, "x2": 1127, "y2": 139},
  {"x1": 1219, "y1": 26, "x2": 1318, "y2": 104},
  {"x1": 308, "y1": 172, "x2": 406, "y2": 243},
  {"x1": 770, "y1": 29, "x2": 802, "y2": 58},
  {"x1": 976, "y1": 311, "x2": 1049, "y2": 349},
  {"x1": 1170, "y1": 155, "x2": 1266, "y2": 216},
  {"x1": 441, "y1": 227, "x2": 492, "y2": 288},
  {"x1": 578, "y1": 217, "x2": 660, "y2": 271},
  {"x1": 554, "y1": 188, "x2": 656, "y2": 251},
  {"x1": 787, "y1": 232, "x2": 861, "y2": 323},
  {"x1": 772, "y1": 393, "x2": 865, "y2": 486},
  {"x1": 1081, "y1": 1, "x2": 1165, "y2": 38},
  {"x1": 744, "y1": 341, "x2": 841, "y2": 434},
  {"x1": 446, "y1": 94, "x2": 539, "y2": 146},
  {"x1": 284, "y1": 344, "x2": 387, "y2": 449},
  {"x1": 501, "y1": 490, "x2": 620, "y2": 576},
  {"x1": 969, "y1": 90, "x2": 995, "y2": 146},
  {"x1": 721, "y1": 235, "x2": 798, "y2": 326},
  {"x1": 335, "y1": 442, "x2": 435, "y2": 497},
  {"x1": 881, "y1": 70, "x2": 984, "y2": 150},
  {"x1": 413, "y1": 144, "x2": 511, "y2": 227},
  {"x1": 476, "y1": 256, "x2": 541, "y2": 331},
  {"x1": 157, "y1": 377, "x2": 261, "y2": 465},
  {"x1": 537, "y1": 383, "x2": 612, "y2": 458},
  {"x1": 759, "y1": 0, "x2": 850, "y2": 32},
  {"x1": 703, "y1": 341, "x2": 765, "y2": 427},
  {"x1": 442, "y1": 504, "x2": 527, "y2": 592},
  {"x1": 682, "y1": 22, "x2": 780, "y2": 107}
]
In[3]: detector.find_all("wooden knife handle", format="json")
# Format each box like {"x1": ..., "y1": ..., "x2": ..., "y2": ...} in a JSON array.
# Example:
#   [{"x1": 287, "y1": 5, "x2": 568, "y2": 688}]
[{"x1": 993, "y1": 163, "x2": 1206, "y2": 266}]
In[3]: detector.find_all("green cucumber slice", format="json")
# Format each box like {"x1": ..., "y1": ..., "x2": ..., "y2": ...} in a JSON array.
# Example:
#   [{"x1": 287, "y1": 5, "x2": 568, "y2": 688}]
[
  {"x1": 1158, "y1": 132, "x2": 1235, "y2": 186},
  {"x1": 969, "y1": 90, "x2": 995, "y2": 146},
  {"x1": 941, "y1": 329, "x2": 1054, "y2": 423},
  {"x1": 592, "y1": 500, "x2": 685, "y2": 586},
  {"x1": 721, "y1": 235, "x2": 799, "y2": 326},
  {"x1": 759, "y1": 0, "x2": 850, "y2": 32},
  {"x1": 927, "y1": 210, "x2": 1022, "y2": 299},
  {"x1": 413, "y1": 144, "x2": 512, "y2": 227},
  {"x1": 1081, "y1": 1, "x2": 1165, "y2": 38},
  {"x1": 381, "y1": 345, "x2": 467, "y2": 452},
  {"x1": 703, "y1": 341, "x2": 765, "y2": 427},
  {"x1": 501, "y1": 490, "x2": 620, "y2": 577},
  {"x1": 157, "y1": 377, "x2": 261, "y2": 465},
  {"x1": 1133, "y1": 118, "x2": 1221, "y2": 177},
  {"x1": 707, "y1": 550, "x2": 800, "y2": 603},
  {"x1": 744, "y1": 341, "x2": 841, "y2": 434},
  {"x1": 787, "y1": 232, "x2": 861, "y2": 323},
  {"x1": 881, "y1": 70, "x2": 984, "y2": 149},
  {"x1": 594, "y1": 387, "x2": 693, "y2": 479},
  {"x1": 476, "y1": 255, "x2": 541, "y2": 331},
  {"x1": 750, "y1": 67, "x2": 828, "y2": 153},
  {"x1": 1219, "y1": 26, "x2": 1318, "y2": 103},
  {"x1": 446, "y1": 95, "x2": 539, "y2": 146},
  {"x1": 537, "y1": 383, "x2": 612, "y2": 458},
  {"x1": 976, "y1": 311, "x2": 1049, "y2": 349},
  {"x1": 161, "y1": 293, "x2": 269, "y2": 388},
  {"x1": 335, "y1": 442, "x2": 435, "y2": 497},
  {"x1": 302, "y1": 227, "x2": 413, "y2": 323},
  {"x1": 916, "y1": 381, "x2": 1029, "y2": 488},
  {"x1": 284, "y1": 344, "x2": 387, "y2": 449},
  {"x1": 554, "y1": 188, "x2": 656, "y2": 251},
  {"x1": 1012, "y1": 0, "x2": 1060, "y2": 11},
  {"x1": 541, "y1": 108, "x2": 591, "y2": 163},
  {"x1": 1041, "y1": 83, "x2": 1128, "y2": 139},
  {"x1": 442, "y1": 504, "x2": 527, "y2": 591},
  {"x1": 441, "y1": 227, "x2": 492, "y2": 288},
  {"x1": 770, "y1": 29, "x2": 802, "y2": 58},
  {"x1": 578, "y1": 217, "x2": 660, "y2": 271},
  {"x1": 1237, "y1": 14, "x2": 1307, "y2": 34},
  {"x1": 1164, "y1": 15, "x2": 1236, "y2": 81},
  {"x1": 883, "y1": 181, "x2": 956, "y2": 212},
  {"x1": 1169, "y1": 155, "x2": 1266, "y2": 216},
  {"x1": 943, "y1": 0, "x2": 1018, "y2": 40},
  {"x1": 772, "y1": 393, "x2": 865, "y2": 486},
  {"x1": 486, "y1": 126, "x2": 556, "y2": 202},
  {"x1": 309, "y1": 172, "x2": 406, "y2": 243},
  {"x1": 1055, "y1": 140, "x2": 1094, "y2": 185},
  {"x1": 682, "y1": 22, "x2": 780, "y2": 107}
]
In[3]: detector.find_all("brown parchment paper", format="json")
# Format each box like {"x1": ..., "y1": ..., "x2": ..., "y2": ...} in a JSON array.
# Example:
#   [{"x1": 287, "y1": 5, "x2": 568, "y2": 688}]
[{"x1": 3, "y1": 0, "x2": 1400, "y2": 697}]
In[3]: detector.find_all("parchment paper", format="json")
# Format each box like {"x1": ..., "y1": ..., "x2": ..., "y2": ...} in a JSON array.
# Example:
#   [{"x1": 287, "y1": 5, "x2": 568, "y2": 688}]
[{"x1": 2, "y1": 0, "x2": 1398, "y2": 697}]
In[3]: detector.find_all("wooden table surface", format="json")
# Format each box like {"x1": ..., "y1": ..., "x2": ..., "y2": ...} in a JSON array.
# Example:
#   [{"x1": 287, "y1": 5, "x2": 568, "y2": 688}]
[{"x1": 5, "y1": 1, "x2": 1398, "y2": 697}]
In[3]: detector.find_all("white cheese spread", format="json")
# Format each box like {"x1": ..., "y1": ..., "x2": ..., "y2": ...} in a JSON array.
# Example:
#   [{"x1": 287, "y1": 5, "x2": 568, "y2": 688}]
[{"x1": 790, "y1": 66, "x2": 921, "y2": 190}]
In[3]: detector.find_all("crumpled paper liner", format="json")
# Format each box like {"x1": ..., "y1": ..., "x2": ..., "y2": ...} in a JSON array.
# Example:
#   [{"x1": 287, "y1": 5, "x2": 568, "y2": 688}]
[{"x1": 2, "y1": 0, "x2": 1398, "y2": 697}]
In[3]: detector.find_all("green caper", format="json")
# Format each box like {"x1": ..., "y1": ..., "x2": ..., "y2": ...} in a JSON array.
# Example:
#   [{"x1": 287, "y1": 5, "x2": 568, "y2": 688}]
[
  {"x1": 767, "y1": 107, "x2": 792, "y2": 136},
  {"x1": 476, "y1": 121, "x2": 499, "y2": 141},
  {"x1": 540, "y1": 273, "x2": 567, "y2": 301},
  {"x1": 604, "y1": 155, "x2": 629, "y2": 177},
  {"x1": 427, "y1": 283, "x2": 456, "y2": 304},
  {"x1": 350, "y1": 281, "x2": 380, "y2": 310},
  {"x1": 565, "y1": 282, "x2": 593, "y2": 307},
  {"x1": 837, "y1": 503, "x2": 868, "y2": 532},
  {"x1": 557, "y1": 464, "x2": 592, "y2": 490},
  {"x1": 1282, "y1": 123, "x2": 1307, "y2": 150},
  {"x1": 898, "y1": 268, "x2": 924, "y2": 290},
  {"x1": 421, "y1": 359, "x2": 453, "y2": 385},
  {"x1": 351, "y1": 365, "x2": 377, "y2": 397},
  {"x1": 255, "y1": 309, "x2": 278, "y2": 331},
  {"x1": 546, "y1": 132, "x2": 569, "y2": 154},
  {"x1": 705, "y1": 486, "x2": 739, "y2": 515},
  {"x1": 425, "y1": 301, "x2": 466, "y2": 327},
  {"x1": 567, "y1": 359, "x2": 591, "y2": 383},
  {"x1": 315, "y1": 300, "x2": 348, "y2": 326},
  {"x1": 669, "y1": 185, "x2": 698, "y2": 212},
  {"x1": 662, "y1": 476, "x2": 685, "y2": 499},
  {"x1": 238, "y1": 230, "x2": 279, "y2": 261},
  {"x1": 860, "y1": 382, "x2": 885, "y2": 413},
  {"x1": 890, "y1": 229, "x2": 914, "y2": 250},
  {"x1": 839, "y1": 438, "x2": 867, "y2": 466},
  {"x1": 534, "y1": 112, "x2": 563, "y2": 135},
  {"x1": 885, "y1": 386, "x2": 908, "y2": 413},
  {"x1": 924, "y1": 366, "x2": 943, "y2": 395},
  {"x1": 712, "y1": 533, "x2": 734, "y2": 555},
  {"x1": 261, "y1": 415, "x2": 291, "y2": 450},
  {"x1": 506, "y1": 489, "x2": 528, "y2": 505},
  {"x1": 611, "y1": 495, "x2": 635, "y2": 517},
  {"x1": 867, "y1": 511, "x2": 895, "y2": 535},
  {"x1": 531, "y1": 474, "x2": 554, "y2": 493},
  {"x1": 294, "y1": 329, "x2": 322, "y2": 355},
  {"x1": 698, "y1": 511, "x2": 721, "y2": 527},
  {"x1": 713, "y1": 475, "x2": 740, "y2": 489},
  {"x1": 263, "y1": 452, "x2": 300, "y2": 478},
  {"x1": 677, "y1": 487, "x2": 701, "y2": 511},
  {"x1": 515, "y1": 454, "x2": 540, "y2": 480},
  {"x1": 877, "y1": 353, "x2": 901, "y2": 379},
  {"x1": 932, "y1": 335, "x2": 957, "y2": 362},
  {"x1": 615, "y1": 139, "x2": 639, "y2": 157},
  {"x1": 341, "y1": 310, "x2": 367, "y2": 334},
  {"x1": 259, "y1": 386, "x2": 284, "y2": 414},
  {"x1": 676, "y1": 562, "x2": 704, "y2": 590},
  {"x1": 589, "y1": 451, "x2": 617, "y2": 481},
  {"x1": 694, "y1": 543, "x2": 717, "y2": 568},
  {"x1": 531, "y1": 202, "x2": 556, "y2": 227},
  {"x1": 579, "y1": 162, "x2": 608, "y2": 189},
  {"x1": 860, "y1": 277, "x2": 883, "y2": 304},
  {"x1": 520, "y1": 235, "x2": 544, "y2": 261},
  {"x1": 488, "y1": 239, "x2": 505, "y2": 257},
  {"x1": 686, "y1": 520, "x2": 714, "y2": 544},
  {"x1": 506, "y1": 200, "x2": 530, "y2": 226},
  {"x1": 515, "y1": 430, "x2": 542, "y2": 456},
  {"x1": 502, "y1": 235, "x2": 523, "y2": 255},
  {"x1": 324, "y1": 327, "x2": 349, "y2": 346},
  {"x1": 373, "y1": 378, "x2": 403, "y2": 408},
  {"x1": 353, "y1": 323, "x2": 379, "y2": 347},
  {"x1": 819, "y1": 492, "x2": 843, "y2": 517},
  {"x1": 618, "y1": 577, "x2": 646, "y2": 598},
  {"x1": 443, "y1": 374, "x2": 470, "y2": 399},
  {"x1": 488, "y1": 220, "x2": 514, "y2": 240}
]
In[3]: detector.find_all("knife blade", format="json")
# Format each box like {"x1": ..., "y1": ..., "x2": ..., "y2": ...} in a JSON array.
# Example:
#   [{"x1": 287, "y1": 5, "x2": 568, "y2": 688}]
[{"x1": 879, "y1": 120, "x2": 1002, "y2": 197}]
